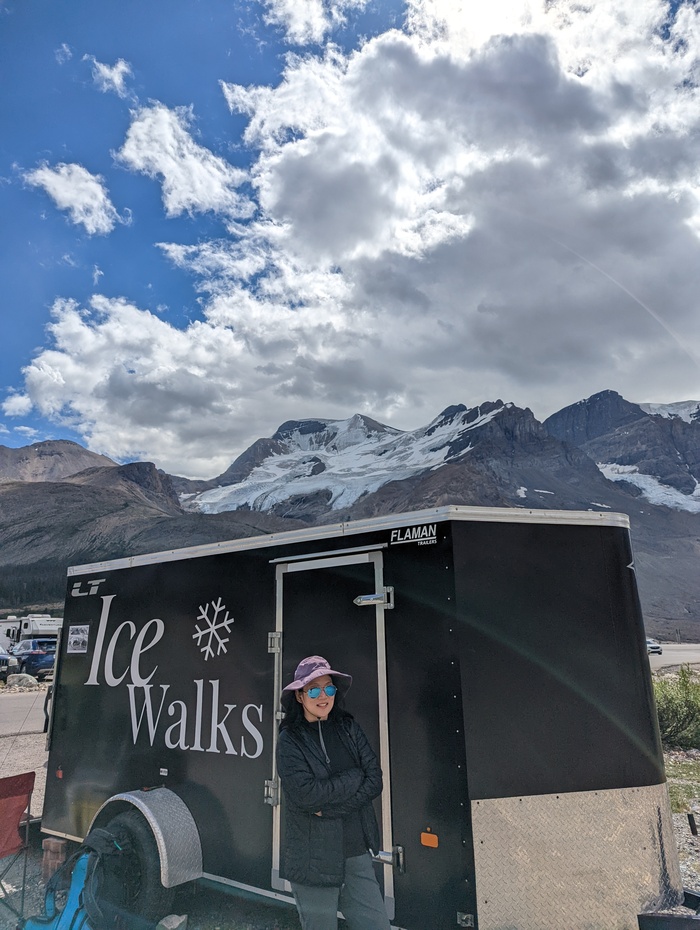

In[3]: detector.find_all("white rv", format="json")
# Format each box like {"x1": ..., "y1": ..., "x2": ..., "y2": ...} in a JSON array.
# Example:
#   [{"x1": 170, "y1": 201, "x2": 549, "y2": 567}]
[{"x1": 3, "y1": 614, "x2": 63, "y2": 643}]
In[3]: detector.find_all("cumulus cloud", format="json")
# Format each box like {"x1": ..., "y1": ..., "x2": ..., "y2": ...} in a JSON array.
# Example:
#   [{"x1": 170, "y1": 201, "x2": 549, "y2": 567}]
[
  {"x1": 84, "y1": 55, "x2": 133, "y2": 98},
  {"x1": 10, "y1": 0, "x2": 700, "y2": 476},
  {"x1": 16, "y1": 291, "x2": 389, "y2": 475},
  {"x1": 2, "y1": 393, "x2": 32, "y2": 416},
  {"x1": 220, "y1": 0, "x2": 700, "y2": 390},
  {"x1": 116, "y1": 104, "x2": 251, "y2": 218},
  {"x1": 261, "y1": 0, "x2": 368, "y2": 45},
  {"x1": 24, "y1": 163, "x2": 120, "y2": 235}
]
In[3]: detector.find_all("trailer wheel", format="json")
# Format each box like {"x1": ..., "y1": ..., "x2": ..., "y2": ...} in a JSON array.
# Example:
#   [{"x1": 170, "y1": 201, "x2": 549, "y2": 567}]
[{"x1": 103, "y1": 809, "x2": 175, "y2": 920}]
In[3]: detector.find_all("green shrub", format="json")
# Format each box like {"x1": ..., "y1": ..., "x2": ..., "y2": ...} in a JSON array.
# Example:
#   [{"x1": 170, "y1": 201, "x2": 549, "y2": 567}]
[{"x1": 654, "y1": 666, "x2": 700, "y2": 748}]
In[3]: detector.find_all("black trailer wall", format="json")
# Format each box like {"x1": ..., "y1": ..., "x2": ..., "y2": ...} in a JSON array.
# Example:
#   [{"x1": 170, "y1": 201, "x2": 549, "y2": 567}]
[
  {"x1": 46, "y1": 547, "x2": 278, "y2": 890},
  {"x1": 450, "y1": 520, "x2": 664, "y2": 801}
]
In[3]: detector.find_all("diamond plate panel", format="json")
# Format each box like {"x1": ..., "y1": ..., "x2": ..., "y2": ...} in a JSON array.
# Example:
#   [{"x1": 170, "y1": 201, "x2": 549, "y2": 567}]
[
  {"x1": 471, "y1": 782, "x2": 683, "y2": 930},
  {"x1": 92, "y1": 787, "x2": 203, "y2": 887}
]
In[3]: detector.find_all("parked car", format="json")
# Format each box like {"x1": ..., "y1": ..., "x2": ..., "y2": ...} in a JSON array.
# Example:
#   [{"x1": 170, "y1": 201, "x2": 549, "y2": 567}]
[
  {"x1": 646, "y1": 638, "x2": 663, "y2": 655},
  {"x1": 0, "y1": 645, "x2": 19, "y2": 682},
  {"x1": 12, "y1": 638, "x2": 57, "y2": 679}
]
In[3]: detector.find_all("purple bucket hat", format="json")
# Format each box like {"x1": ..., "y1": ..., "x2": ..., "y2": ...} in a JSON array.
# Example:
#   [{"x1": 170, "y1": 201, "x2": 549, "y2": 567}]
[{"x1": 282, "y1": 655, "x2": 352, "y2": 697}]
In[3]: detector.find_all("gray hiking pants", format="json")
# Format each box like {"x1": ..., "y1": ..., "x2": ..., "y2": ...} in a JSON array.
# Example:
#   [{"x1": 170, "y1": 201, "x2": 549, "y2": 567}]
[{"x1": 290, "y1": 853, "x2": 391, "y2": 930}]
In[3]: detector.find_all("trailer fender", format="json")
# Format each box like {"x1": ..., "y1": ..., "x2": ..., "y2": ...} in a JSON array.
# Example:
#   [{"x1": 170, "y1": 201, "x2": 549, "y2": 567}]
[{"x1": 89, "y1": 787, "x2": 203, "y2": 888}]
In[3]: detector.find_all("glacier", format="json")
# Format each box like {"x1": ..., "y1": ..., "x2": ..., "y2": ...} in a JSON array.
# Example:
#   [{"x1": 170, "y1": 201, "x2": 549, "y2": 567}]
[{"x1": 184, "y1": 405, "x2": 505, "y2": 514}]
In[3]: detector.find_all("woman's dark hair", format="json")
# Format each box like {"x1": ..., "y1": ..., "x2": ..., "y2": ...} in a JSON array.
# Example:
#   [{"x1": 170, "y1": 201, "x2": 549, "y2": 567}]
[{"x1": 279, "y1": 682, "x2": 351, "y2": 731}]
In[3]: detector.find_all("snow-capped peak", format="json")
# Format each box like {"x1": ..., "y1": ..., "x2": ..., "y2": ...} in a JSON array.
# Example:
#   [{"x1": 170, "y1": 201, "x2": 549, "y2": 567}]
[
  {"x1": 638, "y1": 401, "x2": 700, "y2": 423},
  {"x1": 184, "y1": 402, "x2": 510, "y2": 515},
  {"x1": 272, "y1": 414, "x2": 402, "y2": 454}
]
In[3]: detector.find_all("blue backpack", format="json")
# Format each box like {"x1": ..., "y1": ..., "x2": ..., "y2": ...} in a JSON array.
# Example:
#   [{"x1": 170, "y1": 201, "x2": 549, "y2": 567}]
[{"x1": 23, "y1": 827, "x2": 156, "y2": 930}]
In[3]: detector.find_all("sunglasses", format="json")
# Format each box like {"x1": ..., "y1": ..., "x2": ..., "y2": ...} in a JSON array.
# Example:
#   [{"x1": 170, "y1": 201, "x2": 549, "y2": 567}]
[{"x1": 304, "y1": 684, "x2": 337, "y2": 699}]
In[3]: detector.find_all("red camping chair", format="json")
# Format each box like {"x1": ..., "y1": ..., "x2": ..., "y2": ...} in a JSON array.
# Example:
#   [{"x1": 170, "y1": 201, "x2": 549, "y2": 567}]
[{"x1": 0, "y1": 771, "x2": 35, "y2": 922}]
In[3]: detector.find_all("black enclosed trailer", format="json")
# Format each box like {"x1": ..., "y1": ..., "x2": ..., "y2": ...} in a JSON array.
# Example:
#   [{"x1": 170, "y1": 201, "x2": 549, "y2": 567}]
[{"x1": 43, "y1": 505, "x2": 683, "y2": 930}]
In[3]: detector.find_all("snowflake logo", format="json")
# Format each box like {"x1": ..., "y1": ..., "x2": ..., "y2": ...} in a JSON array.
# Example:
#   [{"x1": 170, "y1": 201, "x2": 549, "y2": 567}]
[{"x1": 193, "y1": 597, "x2": 234, "y2": 660}]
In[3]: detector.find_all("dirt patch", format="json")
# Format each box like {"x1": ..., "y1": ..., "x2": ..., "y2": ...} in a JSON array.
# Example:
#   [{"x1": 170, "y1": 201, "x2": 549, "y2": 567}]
[{"x1": 0, "y1": 731, "x2": 47, "y2": 818}]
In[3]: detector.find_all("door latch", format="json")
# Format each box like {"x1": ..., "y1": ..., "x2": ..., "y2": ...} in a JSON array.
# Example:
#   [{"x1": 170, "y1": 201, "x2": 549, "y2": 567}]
[
  {"x1": 353, "y1": 587, "x2": 394, "y2": 609},
  {"x1": 373, "y1": 845, "x2": 405, "y2": 872}
]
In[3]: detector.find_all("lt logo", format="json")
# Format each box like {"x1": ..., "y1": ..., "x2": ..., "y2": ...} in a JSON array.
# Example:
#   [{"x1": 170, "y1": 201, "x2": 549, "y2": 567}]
[{"x1": 71, "y1": 578, "x2": 107, "y2": 597}]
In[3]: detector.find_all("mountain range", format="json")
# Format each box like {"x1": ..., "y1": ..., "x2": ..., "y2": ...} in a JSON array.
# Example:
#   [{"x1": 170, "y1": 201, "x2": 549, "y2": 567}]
[{"x1": 2, "y1": 389, "x2": 699, "y2": 638}]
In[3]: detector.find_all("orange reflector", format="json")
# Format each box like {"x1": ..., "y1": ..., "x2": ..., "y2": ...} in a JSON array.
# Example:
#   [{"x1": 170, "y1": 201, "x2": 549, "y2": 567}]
[{"x1": 420, "y1": 831, "x2": 439, "y2": 848}]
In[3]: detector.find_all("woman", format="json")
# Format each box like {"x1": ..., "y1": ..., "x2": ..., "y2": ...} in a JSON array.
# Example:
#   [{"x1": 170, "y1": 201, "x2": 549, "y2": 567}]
[{"x1": 276, "y1": 655, "x2": 391, "y2": 930}]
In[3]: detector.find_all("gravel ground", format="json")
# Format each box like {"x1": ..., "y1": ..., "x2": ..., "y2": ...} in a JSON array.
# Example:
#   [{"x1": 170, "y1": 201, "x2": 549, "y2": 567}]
[
  {"x1": 675, "y1": 811, "x2": 700, "y2": 893},
  {"x1": 3, "y1": 723, "x2": 700, "y2": 930}
]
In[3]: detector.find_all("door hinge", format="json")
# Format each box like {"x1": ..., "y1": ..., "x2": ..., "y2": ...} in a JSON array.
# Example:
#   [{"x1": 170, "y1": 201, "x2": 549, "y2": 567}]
[
  {"x1": 268, "y1": 631, "x2": 282, "y2": 653},
  {"x1": 264, "y1": 778, "x2": 280, "y2": 806},
  {"x1": 457, "y1": 915, "x2": 474, "y2": 928},
  {"x1": 353, "y1": 587, "x2": 394, "y2": 609}
]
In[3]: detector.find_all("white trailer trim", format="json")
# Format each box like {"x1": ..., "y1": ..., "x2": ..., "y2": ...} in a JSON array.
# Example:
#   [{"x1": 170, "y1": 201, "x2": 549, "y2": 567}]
[{"x1": 67, "y1": 505, "x2": 630, "y2": 576}]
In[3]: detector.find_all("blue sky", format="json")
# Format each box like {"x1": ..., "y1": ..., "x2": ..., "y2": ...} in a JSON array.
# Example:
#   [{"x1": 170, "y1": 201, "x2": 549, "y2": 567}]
[{"x1": 2, "y1": 0, "x2": 700, "y2": 477}]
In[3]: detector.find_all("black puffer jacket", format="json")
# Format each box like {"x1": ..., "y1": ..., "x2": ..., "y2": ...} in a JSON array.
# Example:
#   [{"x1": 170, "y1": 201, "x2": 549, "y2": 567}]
[{"x1": 277, "y1": 714, "x2": 382, "y2": 886}]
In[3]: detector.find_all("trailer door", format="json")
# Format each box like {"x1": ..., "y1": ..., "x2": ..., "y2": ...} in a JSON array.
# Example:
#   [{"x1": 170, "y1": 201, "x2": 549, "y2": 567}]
[{"x1": 268, "y1": 547, "x2": 395, "y2": 918}]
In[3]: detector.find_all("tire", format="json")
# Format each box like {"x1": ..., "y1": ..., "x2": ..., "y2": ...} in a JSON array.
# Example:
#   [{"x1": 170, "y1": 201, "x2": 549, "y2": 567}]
[
  {"x1": 19, "y1": 663, "x2": 27, "y2": 675},
  {"x1": 102, "y1": 809, "x2": 175, "y2": 921}
]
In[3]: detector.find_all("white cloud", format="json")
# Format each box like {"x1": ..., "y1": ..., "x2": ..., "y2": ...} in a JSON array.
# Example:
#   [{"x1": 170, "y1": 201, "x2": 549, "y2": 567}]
[
  {"x1": 84, "y1": 56, "x2": 134, "y2": 98},
  {"x1": 12, "y1": 0, "x2": 700, "y2": 476},
  {"x1": 55, "y1": 43, "x2": 72, "y2": 64},
  {"x1": 3, "y1": 393, "x2": 33, "y2": 416},
  {"x1": 218, "y1": 0, "x2": 700, "y2": 399},
  {"x1": 24, "y1": 163, "x2": 120, "y2": 235},
  {"x1": 5, "y1": 296, "x2": 251, "y2": 475},
  {"x1": 116, "y1": 104, "x2": 251, "y2": 218},
  {"x1": 5, "y1": 292, "x2": 403, "y2": 476},
  {"x1": 14, "y1": 426, "x2": 39, "y2": 439},
  {"x1": 261, "y1": 0, "x2": 368, "y2": 45}
]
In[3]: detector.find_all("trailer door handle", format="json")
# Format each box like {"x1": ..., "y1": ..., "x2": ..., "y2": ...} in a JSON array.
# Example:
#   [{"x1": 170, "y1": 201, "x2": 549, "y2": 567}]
[
  {"x1": 353, "y1": 587, "x2": 394, "y2": 609},
  {"x1": 373, "y1": 845, "x2": 405, "y2": 872}
]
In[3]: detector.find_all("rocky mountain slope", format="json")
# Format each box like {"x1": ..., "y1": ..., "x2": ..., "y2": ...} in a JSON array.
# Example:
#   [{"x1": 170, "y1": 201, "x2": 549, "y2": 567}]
[
  {"x1": 545, "y1": 390, "x2": 700, "y2": 507},
  {"x1": 0, "y1": 461, "x2": 304, "y2": 608},
  {"x1": 1, "y1": 391, "x2": 699, "y2": 637},
  {"x1": 0, "y1": 440, "x2": 115, "y2": 481}
]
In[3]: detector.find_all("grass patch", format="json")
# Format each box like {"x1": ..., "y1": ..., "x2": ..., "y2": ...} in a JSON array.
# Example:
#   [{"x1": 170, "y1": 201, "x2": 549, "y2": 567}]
[{"x1": 665, "y1": 758, "x2": 700, "y2": 812}]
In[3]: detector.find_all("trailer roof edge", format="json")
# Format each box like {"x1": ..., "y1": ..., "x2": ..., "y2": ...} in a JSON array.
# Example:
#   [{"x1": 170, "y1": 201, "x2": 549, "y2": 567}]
[{"x1": 66, "y1": 504, "x2": 631, "y2": 576}]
